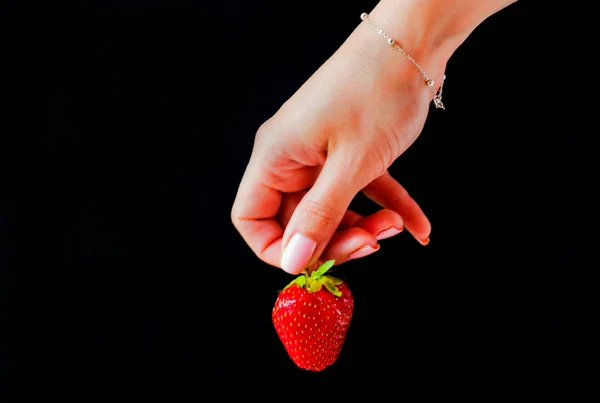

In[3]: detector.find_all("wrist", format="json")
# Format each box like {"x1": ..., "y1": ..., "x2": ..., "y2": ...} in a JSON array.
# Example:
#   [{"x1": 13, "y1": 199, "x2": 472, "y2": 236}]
[{"x1": 366, "y1": 0, "x2": 518, "y2": 80}]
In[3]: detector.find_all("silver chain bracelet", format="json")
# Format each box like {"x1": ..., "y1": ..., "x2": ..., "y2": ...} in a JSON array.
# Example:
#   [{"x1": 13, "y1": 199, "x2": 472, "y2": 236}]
[{"x1": 360, "y1": 12, "x2": 446, "y2": 110}]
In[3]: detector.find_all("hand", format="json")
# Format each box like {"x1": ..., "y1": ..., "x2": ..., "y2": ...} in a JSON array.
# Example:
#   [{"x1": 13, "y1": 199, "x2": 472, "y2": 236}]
[{"x1": 231, "y1": 0, "x2": 516, "y2": 274}]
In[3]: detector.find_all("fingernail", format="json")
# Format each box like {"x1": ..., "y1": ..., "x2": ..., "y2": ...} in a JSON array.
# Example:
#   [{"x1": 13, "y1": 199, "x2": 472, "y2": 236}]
[
  {"x1": 349, "y1": 244, "x2": 380, "y2": 260},
  {"x1": 281, "y1": 233, "x2": 317, "y2": 274},
  {"x1": 375, "y1": 226, "x2": 403, "y2": 240},
  {"x1": 420, "y1": 237, "x2": 430, "y2": 246}
]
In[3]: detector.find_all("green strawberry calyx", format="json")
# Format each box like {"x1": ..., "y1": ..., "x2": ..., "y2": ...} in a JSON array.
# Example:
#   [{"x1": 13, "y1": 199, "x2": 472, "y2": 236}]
[{"x1": 283, "y1": 260, "x2": 343, "y2": 297}]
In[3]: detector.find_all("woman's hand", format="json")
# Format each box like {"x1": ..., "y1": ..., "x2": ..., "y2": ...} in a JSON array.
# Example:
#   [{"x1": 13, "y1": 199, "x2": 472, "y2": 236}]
[{"x1": 231, "y1": 0, "x2": 517, "y2": 274}]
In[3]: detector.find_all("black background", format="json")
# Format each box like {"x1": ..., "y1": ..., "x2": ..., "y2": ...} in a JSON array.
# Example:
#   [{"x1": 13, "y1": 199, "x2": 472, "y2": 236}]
[{"x1": 4, "y1": 0, "x2": 596, "y2": 400}]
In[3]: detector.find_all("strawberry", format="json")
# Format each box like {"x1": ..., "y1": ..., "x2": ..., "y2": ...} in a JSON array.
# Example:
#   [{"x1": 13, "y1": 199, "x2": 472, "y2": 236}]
[{"x1": 272, "y1": 260, "x2": 354, "y2": 371}]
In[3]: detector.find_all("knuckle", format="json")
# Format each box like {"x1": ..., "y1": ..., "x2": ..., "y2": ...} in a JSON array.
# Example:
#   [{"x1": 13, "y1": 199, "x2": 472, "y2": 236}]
[
  {"x1": 360, "y1": 150, "x2": 388, "y2": 180},
  {"x1": 256, "y1": 120, "x2": 270, "y2": 138},
  {"x1": 255, "y1": 118, "x2": 277, "y2": 143},
  {"x1": 230, "y1": 209, "x2": 241, "y2": 232},
  {"x1": 230, "y1": 200, "x2": 243, "y2": 229},
  {"x1": 230, "y1": 206, "x2": 237, "y2": 226},
  {"x1": 335, "y1": 146, "x2": 387, "y2": 189},
  {"x1": 298, "y1": 199, "x2": 343, "y2": 230}
]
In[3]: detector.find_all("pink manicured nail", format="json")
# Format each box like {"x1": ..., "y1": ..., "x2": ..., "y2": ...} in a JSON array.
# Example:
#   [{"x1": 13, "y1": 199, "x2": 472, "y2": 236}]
[
  {"x1": 375, "y1": 226, "x2": 403, "y2": 240},
  {"x1": 420, "y1": 237, "x2": 430, "y2": 246},
  {"x1": 349, "y1": 244, "x2": 380, "y2": 260},
  {"x1": 281, "y1": 233, "x2": 317, "y2": 274}
]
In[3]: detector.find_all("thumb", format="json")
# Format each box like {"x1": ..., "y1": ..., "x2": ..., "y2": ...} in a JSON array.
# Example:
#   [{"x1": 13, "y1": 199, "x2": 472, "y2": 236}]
[{"x1": 280, "y1": 153, "x2": 364, "y2": 274}]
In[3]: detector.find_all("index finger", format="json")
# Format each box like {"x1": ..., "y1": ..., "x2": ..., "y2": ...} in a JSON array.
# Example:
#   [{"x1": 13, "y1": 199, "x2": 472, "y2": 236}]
[{"x1": 231, "y1": 162, "x2": 284, "y2": 267}]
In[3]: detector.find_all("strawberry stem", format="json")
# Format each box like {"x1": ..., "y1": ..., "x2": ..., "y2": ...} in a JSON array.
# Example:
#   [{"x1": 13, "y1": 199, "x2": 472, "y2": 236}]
[{"x1": 282, "y1": 260, "x2": 342, "y2": 297}]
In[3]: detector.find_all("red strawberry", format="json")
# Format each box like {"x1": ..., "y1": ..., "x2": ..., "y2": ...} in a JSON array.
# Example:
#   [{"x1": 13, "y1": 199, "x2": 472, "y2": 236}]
[{"x1": 272, "y1": 260, "x2": 354, "y2": 372}]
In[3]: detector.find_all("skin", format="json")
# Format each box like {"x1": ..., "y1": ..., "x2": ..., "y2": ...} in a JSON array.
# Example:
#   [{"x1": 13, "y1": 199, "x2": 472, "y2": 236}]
[{"x1": 232, "y1": 0, "x2": 518, "y2": 274}]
